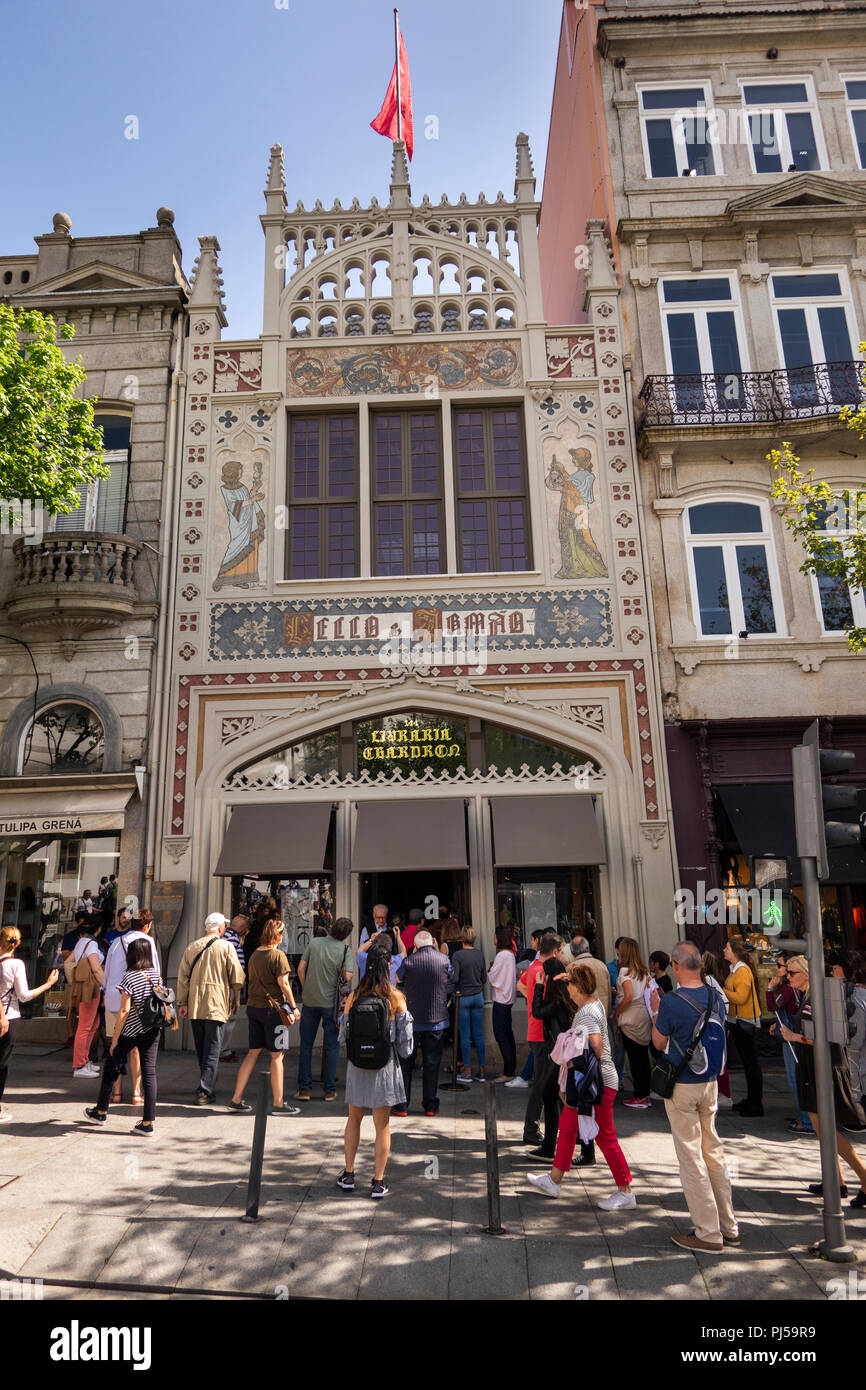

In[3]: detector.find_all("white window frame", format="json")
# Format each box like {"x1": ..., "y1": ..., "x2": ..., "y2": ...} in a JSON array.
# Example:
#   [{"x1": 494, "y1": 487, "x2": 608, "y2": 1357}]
[
  {"x1": 842, "y1": 75, "x2": 866, "y2": 170},
  {"x1": 738, "y1": 76, "x2": 827, "y2": 173},
  {"x1": 808, "y1": 491, "x2": 866, "y2": 635},
  {"x1": 768, "y1": 268, "x2": 859, "y2": 370},
  {"x1": 636, "y1": 80, "x2": 722, "y2": 178},
  {"x1": 656, "y1": 274, "x2": 749, "y2": 416},
  {"x1": 684, "y1": 496, "x2": 787, "y2": 641}
]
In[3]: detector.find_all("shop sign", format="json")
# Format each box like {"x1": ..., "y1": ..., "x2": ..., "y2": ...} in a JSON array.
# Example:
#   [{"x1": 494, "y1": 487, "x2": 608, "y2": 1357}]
[
  {"x1": 0, "y1": 812, "x2": 123, "y2": 837},
  {"x1": 360, "y1": 722, "x2": 462, "y2": 765}
]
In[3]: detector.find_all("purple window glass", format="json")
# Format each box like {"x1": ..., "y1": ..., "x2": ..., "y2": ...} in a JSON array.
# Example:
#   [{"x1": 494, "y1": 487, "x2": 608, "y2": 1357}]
[
  {"x1": 496, "y1": 499, "x2": 528, "y2": 571},
  {"x1": 410, "y1": 414, "x2": 439, "y2": 494},
  {"x1": 456, "y1": 412, "x2": 486, "y2": 492},
  {"x1": 374, "y1": 416, "x2": 402, "y2": 495},
  {"x1": 460, "y1": 500, "x2": 491, "y2": 572},
  {"x1": 289, "y1": 508, "x2": 319, "y2": 579},
  {"x1": 491, "y1": 410, "x2": 522, "y2": 492},
  {"x1": 292, "y1": 418, "x2": 320, "y2": 497},
  {"x1": 411, "y1": 503, "x2": 441, "y2": 573},
  {"x1": 326, "y1": 506, "x2": 356, "y2": 577},
  {"x1": 328, "y1": 417, "x2": 356, "y2": 497},
  {"x1": 375, "y1": 505, "x2": 404, "y2": 575}
]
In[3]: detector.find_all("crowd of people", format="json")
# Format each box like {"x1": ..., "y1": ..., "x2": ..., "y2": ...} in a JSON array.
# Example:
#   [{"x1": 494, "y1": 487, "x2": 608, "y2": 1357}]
[{"x1": 2, "y1": 896, "x2": 865, "y2": 1225}]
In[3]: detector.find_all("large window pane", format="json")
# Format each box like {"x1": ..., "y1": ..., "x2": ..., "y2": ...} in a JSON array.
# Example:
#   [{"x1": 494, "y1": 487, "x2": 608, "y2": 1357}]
[
  {"x1": 496, "y1": 499, "x2": 529, "y2": 571},
  {"x1": 411, "y1": 503, "x2": 441, "y2": 573},
  {"x1": 22, "y1": 704, "x2": 105, "y2": 775},
  {"x1": 454, "y1": 405, "x2": 530, "y2": 573},
  {"x1": 689, "y1": 502, "x2": 763, "y2": 534},
  {"x1": 328, "y1": 418, "x2": 356, "y2": 497},
  {"x1": 491, "y1": 410, "x2": 523, "y2": 491},
  {"x1": 646, "y1": 118, "x2": 678, "y2": 177},
  {"x1": 326, "y1": 507, "x2": 357, "y2": 577},
  {"x1": 375, "y1": 504, "x2": 403, "y2": 575},
  {"x1": 292, "y1": 418, "x2": 320, "y2": 496},
  {"x1": 707, "y1": 311, "x2": 742, "y2": 410},
  {"x1": 785, "y1": 112, "x2": 820, "y2": 169},
  {"x1": 374, "y1": 416, "x2": 402, "y2": 494},
  {"x1": 817, "y1": 567, "x2": 855, "y2": 631},
  {"x1": 456, "y1": 413, "x2": 486, "y2": 492},
  {"x1": 288, "y1": 413, "x2": 358, "y2": 579},
  {"x1": 693, "y1": 547, "x2": 731, "y2": 634},
  {"x1": 773, "y1": 274, "x2": 842, "y2": 298},
  {"x1": 641, "y1": 88, "x2": 707, "y2": 109},
  {"x1": 667, "y1": 313, "x2": 703, "y2": 410},
  {"x1": 288, "y1": 509, "x2": 319, "y2": 579},
  {"x1": 371, "y1": 411, "x2": 443, "y2": 577},
  {"x1": 94, "y1": 459, "x2": 129, "y2": 533},
  {"x1": 683, "y1": 117, "x2": 715, "y2": 176},
  {"x1": 736, "y1": 545, "x2": 776, "y2": 633},
  {"x1": 749, "y1": 111, "x2": 782, "y2": 172},
  {"x1": 852, "y1": 108, "x2": 866, "y2": 166},
  {"x1": 410, "y1": 415, "x2": 439, "y2": 493},
  {"x1": 663, "y1": 280, "x2": 732, "y2": 303},
  {"x1": 460, "y1": 501, "x2": 491, "y2": 572},
  {"x1": 743, "y1": 83, "x2": 809, "y2": 103}
]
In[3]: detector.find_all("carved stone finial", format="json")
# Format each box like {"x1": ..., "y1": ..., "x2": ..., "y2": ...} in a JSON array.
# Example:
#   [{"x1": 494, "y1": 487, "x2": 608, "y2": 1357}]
[
  {"x1": 189, "y1": 235, "x2": 227, "y2": 320},
  {"x1": 267, "y1": 143, "x2": 285, "y2": 192},
  {"x1": 389, "y1": 139, "x2": 412, "y2": 211},
  {"x1": 584, "y1": 219, "x2": 618, "y2": 293},
  {"x1": 156, "y1": 206, "x2": 175, "y2": 227},
  {"x1": 515, "y1": 132, "x2": 535, "y2": 181},
  {"x1": 52, "y1": 211, "x2": 71, "y2": 235}
]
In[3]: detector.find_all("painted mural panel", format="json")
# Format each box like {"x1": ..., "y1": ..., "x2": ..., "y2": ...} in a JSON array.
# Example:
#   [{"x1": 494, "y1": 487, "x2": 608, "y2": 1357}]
[
  {"x1": 542, "y1": 427, "x2": 607, "y2": 581},
  {"x1": 286, "y1": 340, "x2": 522, "y2": 397},
  {"x1": 212, "y1": 440, "x2": 268, "y2": 591}
]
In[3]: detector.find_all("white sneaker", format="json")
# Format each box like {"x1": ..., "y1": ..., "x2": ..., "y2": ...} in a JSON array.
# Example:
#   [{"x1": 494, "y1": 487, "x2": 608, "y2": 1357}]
[
  {"x1": 597, "y1": 1189, "x2": 637, "y2": 1211},
  {"x1": 73, "y1": 1065, "x2": 100, "y2": 1078},
  {"x1": 505, "y1": 1076, "x2": 529, "y2": 1089},
  {"x1": 456, "y1": 1074, "x2": 472, "y2": 1085},
  {"x1": 527, "y1": 1172, "x2": 560, "y2": 1198},
  {"x1": 717, "y1": 1095, "x2": 733, "y2": 1110}
]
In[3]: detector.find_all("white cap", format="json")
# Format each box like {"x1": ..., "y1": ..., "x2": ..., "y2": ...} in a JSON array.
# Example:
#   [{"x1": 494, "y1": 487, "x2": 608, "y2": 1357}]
[{"x1": 204, "y1": 912, "x2": 228, "y2": 931}]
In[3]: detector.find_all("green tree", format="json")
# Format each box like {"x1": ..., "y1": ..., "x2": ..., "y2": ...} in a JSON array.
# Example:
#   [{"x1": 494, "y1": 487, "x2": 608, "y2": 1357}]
[
  {"x1": 0, "y1": 305, "x2": 106, "y2": 520},
  {"x1": 768, "y1": 343, "x2": 866, "y2": 653}
]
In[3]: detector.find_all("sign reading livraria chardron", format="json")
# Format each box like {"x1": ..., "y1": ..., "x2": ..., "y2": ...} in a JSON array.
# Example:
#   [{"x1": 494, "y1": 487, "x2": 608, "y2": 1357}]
[
  {"x1": 355, "y1": 713, "x2": 467, "y2": 776},
  {"x1": 209, "y1": 590, "x2": 613, "y2": 661}
]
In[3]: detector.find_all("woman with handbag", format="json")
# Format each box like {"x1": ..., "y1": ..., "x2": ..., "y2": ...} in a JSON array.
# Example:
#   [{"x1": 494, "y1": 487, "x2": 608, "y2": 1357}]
[
  {"x1": 70, "y1": 921, "x2": 105, "y2": 1079},
  {"x1": 780, "y1": 956, "x2": 866, "y2": 1210},
  {"x1": 0, "y1": 927, "x2": 59, "y2": 1123},
  {"x1": 722, "y1": 936, "x2": 764, "y2": 1116},
  {"x1": 527, "y1": 956, "x2": 578, "y2": 1158},
  {"x1": 526, "y1": 962, "x2": 635, "y2": 1209},
  {"x1": 229, "y1": 918, "x2": 301, "y2": 1115},
  {"x1": 613, "y1": 937, "x2": 653, "y2": 1110},
  {"x1": 84, "y1": 938, "x2": 162, "y2": 1135}
]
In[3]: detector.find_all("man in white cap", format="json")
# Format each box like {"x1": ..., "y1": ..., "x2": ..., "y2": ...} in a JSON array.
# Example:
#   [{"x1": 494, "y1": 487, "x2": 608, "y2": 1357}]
[{"x1": 177, "y1": 912, "x2": 245, "y2": 1104}]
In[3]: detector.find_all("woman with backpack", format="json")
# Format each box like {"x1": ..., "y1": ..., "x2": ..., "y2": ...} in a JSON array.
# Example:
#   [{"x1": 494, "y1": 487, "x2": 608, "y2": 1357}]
[
  {"x1": 527, "y1": 962, "x2": 634, "y2": 1209},
  {"x1": 336, "y1": 944, "x2": 414, "y2": 1199},
  {"x1": 84, "y1": 938, "x2": 162, "y2": 1135},
  {"x1": 722, "y1": 936, "x2": 764, "y2": 1116},
  {"x1": 613, "y1": 936, "x2": 653, "y2": 1110}
]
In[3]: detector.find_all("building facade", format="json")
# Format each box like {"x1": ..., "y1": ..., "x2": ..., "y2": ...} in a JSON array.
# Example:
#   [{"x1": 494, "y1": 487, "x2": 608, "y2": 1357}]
[
  {"x1": 157, "y1": 136, "x2": 677, "y2": 987},
  {"x1": 540, "y1": 0, "x2": 866, "y2": 956},
  {"x1": 0, "y1": 209, "x2": 189, "y2": 1028}
]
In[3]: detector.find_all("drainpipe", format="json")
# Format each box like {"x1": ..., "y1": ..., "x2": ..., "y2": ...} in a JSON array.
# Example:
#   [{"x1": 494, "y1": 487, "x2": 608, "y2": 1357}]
[{"x1": 143, "y1": 313, "x2": 187, "y2": 907}]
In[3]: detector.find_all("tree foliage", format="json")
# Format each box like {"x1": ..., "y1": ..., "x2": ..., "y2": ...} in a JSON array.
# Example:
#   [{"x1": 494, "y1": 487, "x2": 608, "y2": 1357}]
[
  {"x1": 768, "y1": 344, "x2": 866, "y2": 653},
  {"x1": 0, "y1": 304, "x2": 107, "y2": 517}
]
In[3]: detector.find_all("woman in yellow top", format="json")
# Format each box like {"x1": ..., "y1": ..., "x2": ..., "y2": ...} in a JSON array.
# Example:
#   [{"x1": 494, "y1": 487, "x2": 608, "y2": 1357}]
[{"x1": 722, "y1": 937, "x2": 764, "y2": 1116}]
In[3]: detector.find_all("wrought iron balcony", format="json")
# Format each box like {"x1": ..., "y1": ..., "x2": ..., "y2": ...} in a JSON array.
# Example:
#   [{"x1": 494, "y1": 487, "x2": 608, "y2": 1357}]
[
  {"x1": 5, "y1": 532, "x2": 142, "y2": 654},
  {"x1": 639, "y1": 361, "x2": 866, "y2": 428}
]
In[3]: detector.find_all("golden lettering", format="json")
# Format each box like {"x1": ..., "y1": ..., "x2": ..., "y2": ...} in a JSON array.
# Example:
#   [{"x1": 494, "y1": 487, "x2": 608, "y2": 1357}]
[
  {"x1": 394, "y1": 729, "x2": 408, "y2": 743},
  {"x1": 410, "y1": 746, "x2": 420, "y2": 759},
  {"x1": 374, "y1": 747, "x2": 384, "y2": 760},
  {"x1": 362, "y1": 748, "x2": 373, "y2": 761},
  {"x1": 435, "y1": 744, "x2": 447, "y2": 758}
]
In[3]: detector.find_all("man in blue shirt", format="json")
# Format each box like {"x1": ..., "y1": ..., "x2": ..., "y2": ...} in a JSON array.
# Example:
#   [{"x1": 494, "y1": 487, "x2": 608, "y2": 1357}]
[{"x1": 653, "y1": 940, "x2": 738, "y2": 1255}]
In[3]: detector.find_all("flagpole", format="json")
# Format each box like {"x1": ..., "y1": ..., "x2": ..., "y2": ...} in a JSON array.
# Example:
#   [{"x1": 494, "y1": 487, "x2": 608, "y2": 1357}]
[{"x1": 394, "y1": 8, "x2": 402, "y2": 143}]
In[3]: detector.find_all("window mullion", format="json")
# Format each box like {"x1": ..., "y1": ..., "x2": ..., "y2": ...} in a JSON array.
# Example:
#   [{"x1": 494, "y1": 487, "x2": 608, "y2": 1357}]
[{"x1": 358, "y1": 398, "x2": 371, "y2": 577}]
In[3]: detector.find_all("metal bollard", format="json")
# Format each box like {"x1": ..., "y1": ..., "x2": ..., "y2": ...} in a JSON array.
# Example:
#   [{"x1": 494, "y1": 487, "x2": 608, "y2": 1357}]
[
  {"x1": 241, "y1": 1071, "x2": 271, "y2": 1223},
  {"x1": 441, "y1": 990, "x2": 462, "y2": 1089},
  {"x1": 481, "y1": 1079, "x2": 506, "y2": 1235}
]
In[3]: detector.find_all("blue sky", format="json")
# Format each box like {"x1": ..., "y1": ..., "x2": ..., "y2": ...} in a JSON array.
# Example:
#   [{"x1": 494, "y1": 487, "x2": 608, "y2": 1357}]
[{"x1": 1, "y1": 0, "x2": 564, "y2": 339}]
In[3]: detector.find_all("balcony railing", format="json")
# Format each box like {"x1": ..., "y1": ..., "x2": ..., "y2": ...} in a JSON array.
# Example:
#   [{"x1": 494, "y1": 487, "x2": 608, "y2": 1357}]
[
  {"x1": 11, "y1": 532, "x2": 140, "y2": 589},
  {"x1": 5, "y1": 532, "x2": 142, "y2": 649},
  {"x1": 639, "y1": 361, "x2": 866, "y2": 428}
]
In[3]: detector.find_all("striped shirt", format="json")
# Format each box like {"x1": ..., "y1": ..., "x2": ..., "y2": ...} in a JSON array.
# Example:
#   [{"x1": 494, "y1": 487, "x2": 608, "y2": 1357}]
[
  {"x1": 223, "y1": 927, "x2": 245, "y2": 973},
  {"x1": 118, "y1": 968, "x2": 160, "y2": 1038}
]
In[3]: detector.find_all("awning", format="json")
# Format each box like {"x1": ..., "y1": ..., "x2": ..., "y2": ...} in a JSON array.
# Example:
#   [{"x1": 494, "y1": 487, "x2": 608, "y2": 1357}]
[
  {"x1": 491, "y1": 795, "x2": 606, "y2": 866},
  {"x1": 352, "y1": 799, "x2": 468, "y2": 872},
  {"x1": 0, "y1": 785, "x2": 135, "y2": 838},
  {"x1": 715, "y1": 783, "x2": 866, "y2": 884},
  {"x1": 214, "y1": 802, "x2": 333, "y2": 876}
]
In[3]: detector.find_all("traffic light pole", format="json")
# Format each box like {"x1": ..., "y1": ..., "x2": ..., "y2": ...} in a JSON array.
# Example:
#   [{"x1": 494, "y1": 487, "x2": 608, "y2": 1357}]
[{"x1": 799, "y1": 851, "x2": 856, "y2": 1263}]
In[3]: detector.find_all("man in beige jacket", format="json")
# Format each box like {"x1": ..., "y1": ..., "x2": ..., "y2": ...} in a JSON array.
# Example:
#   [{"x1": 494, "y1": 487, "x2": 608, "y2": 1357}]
[
  {"x1": 177, "y1": 912, "x2": 245, "y2": 1104},
  {"x1": 562, "y1": 935, "x2": 612, "y2": 1016}
]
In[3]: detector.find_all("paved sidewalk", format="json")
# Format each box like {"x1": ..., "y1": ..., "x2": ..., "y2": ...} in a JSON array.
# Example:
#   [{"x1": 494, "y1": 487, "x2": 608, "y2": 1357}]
[{"x1": 1, "y1": 1043, "x2": 863, "y2": 1300}]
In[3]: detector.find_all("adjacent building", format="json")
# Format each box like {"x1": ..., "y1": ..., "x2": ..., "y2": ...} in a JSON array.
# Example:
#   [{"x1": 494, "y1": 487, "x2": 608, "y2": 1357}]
[
  {"x1": 540, "y1": 0, "x2": 866, "y2": 954},
  {"x1": 0, "y1": 209, "x2": 189, "y2": 1028},
  {"x1": 157, "y1": 136, "x2": 677, "y2": 979}
]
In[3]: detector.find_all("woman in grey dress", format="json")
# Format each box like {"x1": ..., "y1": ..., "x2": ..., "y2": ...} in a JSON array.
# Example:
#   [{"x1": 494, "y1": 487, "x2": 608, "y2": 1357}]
[{"x1": 337, "y1": 946, "x2": 414, "y2": 1199}]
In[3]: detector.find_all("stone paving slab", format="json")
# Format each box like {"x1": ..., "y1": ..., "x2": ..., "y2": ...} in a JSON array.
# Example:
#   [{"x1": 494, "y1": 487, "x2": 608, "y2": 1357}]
[{"x1": 2, "y1": 1043, "x2": 864, "y2": 1301}]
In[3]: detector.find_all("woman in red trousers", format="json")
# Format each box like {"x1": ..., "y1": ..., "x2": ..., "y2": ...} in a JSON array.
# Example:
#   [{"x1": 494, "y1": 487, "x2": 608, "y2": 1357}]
[{"x1": 527, "y1": 962, "x2": 635, "y2": 1211}]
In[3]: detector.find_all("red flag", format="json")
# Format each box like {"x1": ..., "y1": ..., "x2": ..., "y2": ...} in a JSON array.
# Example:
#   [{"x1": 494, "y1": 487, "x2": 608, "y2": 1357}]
[{"x1": 370, "y1": 30, "x2": 413, "y2": 161}]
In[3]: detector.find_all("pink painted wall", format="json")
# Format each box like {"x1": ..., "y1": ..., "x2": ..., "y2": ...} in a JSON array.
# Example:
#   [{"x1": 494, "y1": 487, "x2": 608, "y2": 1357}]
[{"x1": 539, "y1": 2, "x2": 618, "y2": 325}]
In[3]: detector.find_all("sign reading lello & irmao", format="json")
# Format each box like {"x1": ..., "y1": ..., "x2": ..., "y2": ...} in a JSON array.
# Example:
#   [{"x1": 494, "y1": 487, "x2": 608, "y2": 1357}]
[{"x1": 283, "y1": 606, "x2": 535, "y2": 647}]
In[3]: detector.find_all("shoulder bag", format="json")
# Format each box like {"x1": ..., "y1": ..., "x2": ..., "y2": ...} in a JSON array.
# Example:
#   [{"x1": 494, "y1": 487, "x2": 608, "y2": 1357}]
[
  {"x1": 69, "y1": 943, "x2": 101, "y2": 1007},
  {"x1": 332, "y1": 944, "x2": 351, "y2": 1026},
  {"x1": 650, "y1": 989, "x2": 714, "y2": 1099}
]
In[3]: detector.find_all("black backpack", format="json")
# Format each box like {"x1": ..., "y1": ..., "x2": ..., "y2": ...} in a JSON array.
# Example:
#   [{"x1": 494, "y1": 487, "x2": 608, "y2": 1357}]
[{"x1": 346, "y1": 994, "x2": 392, "y2": 1070}]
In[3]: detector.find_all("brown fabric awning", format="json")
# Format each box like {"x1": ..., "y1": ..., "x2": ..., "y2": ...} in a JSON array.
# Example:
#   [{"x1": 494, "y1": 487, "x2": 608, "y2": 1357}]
[
  {"x1": 352, "y1": 799, "x2": 468, "y2": 872},
  {"x1": 214, "y1": 802, "x2": 332, "y2": 876},
  {"x1": 491, "y1": 795, "x2": 606, "y2": 866}
]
